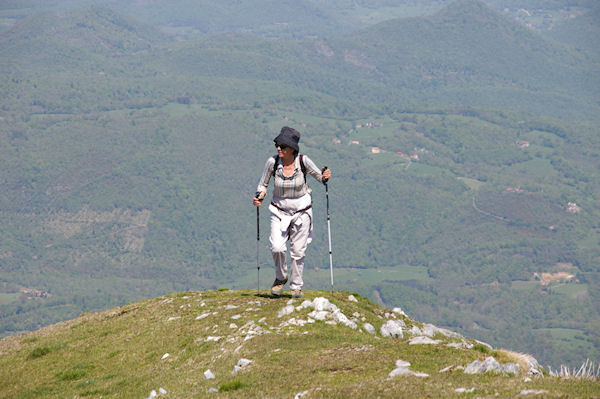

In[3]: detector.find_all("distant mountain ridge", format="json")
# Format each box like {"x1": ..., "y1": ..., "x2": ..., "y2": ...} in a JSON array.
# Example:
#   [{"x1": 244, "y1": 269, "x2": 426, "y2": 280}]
[
  {"x1": 157, "y1": 0, "x2": 599, "y2": 120},
  {"x1": 308, "y1": 0, "x2": 598, "y2": 118},
  {"x1": 0, "y1": 6, "x2": 166, "y2": 72},
  {"x1": 2, "y1": 1, "x2": 597, "y2": 120}
]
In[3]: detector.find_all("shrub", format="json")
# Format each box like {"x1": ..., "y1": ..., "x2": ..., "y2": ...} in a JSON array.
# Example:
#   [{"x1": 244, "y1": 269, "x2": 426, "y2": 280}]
[
  {"x1": 219, "y1": 380, "x2": 246, "y2": 392},
  {"x1": 28, "y1": 346, "x2": 51, "y2": 359}
]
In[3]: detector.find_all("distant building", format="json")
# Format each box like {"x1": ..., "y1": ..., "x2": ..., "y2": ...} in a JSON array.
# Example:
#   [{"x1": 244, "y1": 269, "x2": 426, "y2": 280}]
[
  {"x1": 533, "y1": 272, "x2": 575, "y2": 285},
  {"x1": 566, "y1": 202, "x2": 580, "y2": 214},
  {"x1": 20, "y1": 287, "x2": 50, "y2": 298},
  {"x1": 355, "y1": 121, "x2": 383, "y2": 128}
]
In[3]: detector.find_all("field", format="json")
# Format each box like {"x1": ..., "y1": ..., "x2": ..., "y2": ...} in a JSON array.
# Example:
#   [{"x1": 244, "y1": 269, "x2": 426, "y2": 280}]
[{"x1": 0, "y1": 293, "x2": 20, "y2": 306}]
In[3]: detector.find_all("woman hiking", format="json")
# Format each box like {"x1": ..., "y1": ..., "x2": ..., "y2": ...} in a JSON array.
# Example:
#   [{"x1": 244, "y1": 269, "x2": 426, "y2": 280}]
[{"x1": 253, "y1": 126, "x2": 331, "y2": 298}]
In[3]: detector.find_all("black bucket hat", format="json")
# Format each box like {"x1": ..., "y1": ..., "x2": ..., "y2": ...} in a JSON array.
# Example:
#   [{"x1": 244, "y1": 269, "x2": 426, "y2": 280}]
[{"x1": 273, "y1": 126, "x2": 300, "y2": 152}]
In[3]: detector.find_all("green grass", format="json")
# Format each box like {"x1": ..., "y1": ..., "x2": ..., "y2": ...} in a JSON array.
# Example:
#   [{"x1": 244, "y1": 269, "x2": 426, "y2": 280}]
[
  {"x1": 352, "y1": 121, "x2": 400, "y2": 142},
  {"x1": 536, "y1": 328, "x2": 585, "y2": 342},
  {"x1": 408, "y1": 162, "x2": 449, "y2": 177},
  {"x1": 28, "y1": 346, "x2": 52, "y2": 359},
  {"x1": 457, "y1": 177, "x2": 485, "y2": 190},
  {"x1": 0, "y1": 290, "x2": 598, "y2": 398},
  {"x1": 510, "y1": 280, "x2": 539, "y2": 291},
  {"x1": 551, "y1": 283, "x2": 588, "y2": 297},
  {"x1": 505, "y1": 157, "x2": 557, "y2": 177},
  {"x1": 219, "y1": 379, "x2": 246, "y2": 392},
  {"x1": 0, "y1": 293, "x2": 20, "y2": 305}
]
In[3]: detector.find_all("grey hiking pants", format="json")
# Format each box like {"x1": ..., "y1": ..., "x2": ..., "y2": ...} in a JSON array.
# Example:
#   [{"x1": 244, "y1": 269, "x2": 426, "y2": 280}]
[{"x1": 269, "y1": 195, "x2": 313, "y2": 290}]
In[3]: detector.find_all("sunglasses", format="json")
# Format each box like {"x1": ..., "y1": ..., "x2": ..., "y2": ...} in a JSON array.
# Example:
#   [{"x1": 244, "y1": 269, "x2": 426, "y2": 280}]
[{"x1": 275, "y1": 143, "x2": 289, "y2": 150}]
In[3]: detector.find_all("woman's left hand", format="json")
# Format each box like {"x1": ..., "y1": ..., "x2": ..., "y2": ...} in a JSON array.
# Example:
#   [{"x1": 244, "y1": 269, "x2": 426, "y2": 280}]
[{"x1": 321, "y1": 167, "x2": 331, "y2": 182}]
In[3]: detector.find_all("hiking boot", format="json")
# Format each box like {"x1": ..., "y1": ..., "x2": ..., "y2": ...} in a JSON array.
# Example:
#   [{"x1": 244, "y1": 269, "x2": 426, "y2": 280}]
[
  {"x1": 291, "y1": 289, "x2": 304, "y2": 299},
  {"x1": 271, "y1": 278, "x2": 287, "y2": 296}
]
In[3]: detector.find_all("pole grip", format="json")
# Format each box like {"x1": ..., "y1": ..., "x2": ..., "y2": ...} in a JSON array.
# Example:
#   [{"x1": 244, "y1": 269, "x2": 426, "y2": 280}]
[{"x1": 321, "y1": 166, "x2": 329, "y2": 184}]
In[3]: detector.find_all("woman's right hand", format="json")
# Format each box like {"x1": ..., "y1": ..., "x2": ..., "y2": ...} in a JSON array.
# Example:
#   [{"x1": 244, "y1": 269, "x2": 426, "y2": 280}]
[{"x1": 253, "y1": 192, "x2": 265, "y2": 206}]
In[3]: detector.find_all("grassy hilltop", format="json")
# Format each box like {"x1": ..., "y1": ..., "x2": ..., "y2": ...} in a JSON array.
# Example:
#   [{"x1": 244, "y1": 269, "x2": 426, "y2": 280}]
[{"x1": 1, "y1": 289, "x2": 599, "y2": 398}]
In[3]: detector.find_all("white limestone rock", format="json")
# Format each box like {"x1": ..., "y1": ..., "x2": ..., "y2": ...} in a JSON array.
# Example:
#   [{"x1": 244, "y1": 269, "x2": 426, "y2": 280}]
[
  {"x1": 446, "y1": 340, "x2": 473, "y2": 350},
  {"x1": 312, "y1": 297, "x2": 338, "y2": 312},
  {"x1": 278, "y1": 305, "x2": 295, "y2": 318},
  {"x1": 380, "y1": 320, "x2": 404, "y2": 338},
  {"x1": 204, "y1": 369, "x2": 215, "y2": 379},
  {"x1": 363, "y1": 323, "x2": 376, "y2": 334},
  {"x1": 332, "y1": 309, "x2": 358, "y2": 329},
  {"x1": 409, "y1": 336, "x2": 442, "y2": 345},
  {"x1": 308, "y1": 310, "x2": 329, "y2": 321},
  {"x1": 392, "y1": 307, "x2": 406, "y2": 317},
  {"x1": 422, "y1": 324, "x2": 436, "y2": 337},
  {"x1": 281, "y1": 317, "x2": 308, "y2": 327},
  {"x1": 233, "y1": 358, "x2": 253, "y2": 374},
  {"x1": 294, "y1": 390, "x2": 311, "y2": 399},
  {"x1": 388, "y1": 359, "x2": 429, "y2": 378},
  {"x1": 408, "y1": 325, "x2": 422, "y2": 335},
  {"x1": 500, "y1": 362, "x2": 520, "y2": 375},
  {"x1": 464, "y1": 356, "x2": 519, "y2": 375},
  {"x1": 196, "y1": 312, "x2": 211, "y2": 320},
  {"x1": 300, "y1": 300, "x2": 314, "y2": 309},
  {"x1": 388, "y1": 367, "x2": 413, "y2": 377},
  {"x1": 464, "y1": 356, "x2": 500, "y2": 374},
  {"x1": 520, "y1": 389, "x2": 548, "y2": 395}
]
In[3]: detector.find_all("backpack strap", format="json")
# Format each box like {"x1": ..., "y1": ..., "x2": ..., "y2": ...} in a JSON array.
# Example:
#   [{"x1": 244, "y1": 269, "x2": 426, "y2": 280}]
[{"x1": 272, "y1": 154, "x2": 307, "y2": 179}]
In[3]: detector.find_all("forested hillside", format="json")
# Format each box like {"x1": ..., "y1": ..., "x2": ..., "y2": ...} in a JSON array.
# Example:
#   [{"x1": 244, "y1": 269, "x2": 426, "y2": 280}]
[
  {"x1": 0, "y1": 0, "x2": 598, "y2": 369},
  {"x1": 543, "y1": 4, "x2": 600, "y2": 56}
]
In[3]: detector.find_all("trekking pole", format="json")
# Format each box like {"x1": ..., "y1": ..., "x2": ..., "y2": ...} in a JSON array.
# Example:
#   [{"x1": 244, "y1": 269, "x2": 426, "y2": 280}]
[
  {"x1": 323, "y1": 168, "x2": 334, "y2": 293},
  {"x1": 255, "y1": 192, "x2": 263, "y2": 295}
]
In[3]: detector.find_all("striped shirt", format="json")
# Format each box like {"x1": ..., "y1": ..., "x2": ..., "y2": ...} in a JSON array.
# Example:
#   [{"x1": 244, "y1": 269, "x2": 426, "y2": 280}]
[{"x1": 256, "y1": 154, "x2": 324, "y2": 199}]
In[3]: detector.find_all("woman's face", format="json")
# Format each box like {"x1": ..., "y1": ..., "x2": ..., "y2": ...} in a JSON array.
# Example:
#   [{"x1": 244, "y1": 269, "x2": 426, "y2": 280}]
[{"x1": 275, "y1": 143, "x2": 292, "y2": 158}]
